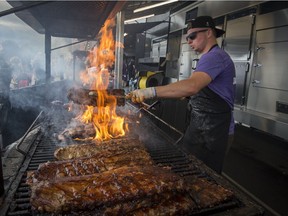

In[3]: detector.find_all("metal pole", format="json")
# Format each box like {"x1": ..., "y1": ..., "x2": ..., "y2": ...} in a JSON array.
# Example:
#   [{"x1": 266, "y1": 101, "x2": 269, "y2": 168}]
[
  {"x1": 16, "y1": 111, "x2": 43, "y2": 156},
  {"x1": 0, "y1": 1, "x2": 49, "y2": 18},
  {"x1": 0, "y1": 133, "x2": 4, "y2": 198},
  {"x1": 73, "y1": 53, "x2": 76, "y2": 81},
  {"x1": 45, "y1": 32, "x2": 51, "y2": 83},
  {"x1": 114, "y1": 11, "x2": 124, "y2": 89}
]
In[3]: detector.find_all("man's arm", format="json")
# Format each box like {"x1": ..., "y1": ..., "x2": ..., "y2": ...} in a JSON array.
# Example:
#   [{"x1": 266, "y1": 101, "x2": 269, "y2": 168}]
[{"x1": 128, "y1": 71, "x2": 212, "y2": 103}]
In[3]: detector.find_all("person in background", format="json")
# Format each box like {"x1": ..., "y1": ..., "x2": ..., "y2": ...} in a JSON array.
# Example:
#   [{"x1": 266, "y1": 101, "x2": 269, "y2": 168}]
[
  {"x1": 127, "y1": 58, "x2": 136, "y2": 82},
  {"x1": 128, "y1": 16, "x2": 236, "y2": 174},
  {"x1": 9, "y1": 56, "x2": 31, "y2": 88},
  {"x1": 122, "y1": 57, "x2": 128, "y2": 87},
  {"x1": 31, "y1": 58, "x2": 45, "y2": 85}
]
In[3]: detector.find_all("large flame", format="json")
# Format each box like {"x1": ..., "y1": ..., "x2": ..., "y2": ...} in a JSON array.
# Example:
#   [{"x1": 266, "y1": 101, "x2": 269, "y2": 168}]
[{"x1": 78, "y1": 19, "x2": 126, "y2": 141}]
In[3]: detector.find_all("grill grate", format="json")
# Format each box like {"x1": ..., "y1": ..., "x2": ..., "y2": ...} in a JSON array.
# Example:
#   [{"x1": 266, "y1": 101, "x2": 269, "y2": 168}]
[
  {"x1": 5, "y1": 133, "x2": 57, "y2": 216},
  {"x1": 2, "y1": 114, "x2": 263, "y2": 216}
]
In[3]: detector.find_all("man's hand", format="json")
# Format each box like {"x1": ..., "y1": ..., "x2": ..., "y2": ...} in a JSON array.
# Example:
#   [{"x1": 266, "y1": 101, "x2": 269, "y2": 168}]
[{"x1": 127, "y1": 87, "x2": 157, "y2": 103}]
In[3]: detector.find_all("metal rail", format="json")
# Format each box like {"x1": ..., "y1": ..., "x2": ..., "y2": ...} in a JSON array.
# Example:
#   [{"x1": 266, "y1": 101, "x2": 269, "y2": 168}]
[
  {"x1": 138, "y1": 101, "x2": 184, "y2": 145},
  {"x1": 16, "y1": 111, "x2": 43, "y2": 156}
]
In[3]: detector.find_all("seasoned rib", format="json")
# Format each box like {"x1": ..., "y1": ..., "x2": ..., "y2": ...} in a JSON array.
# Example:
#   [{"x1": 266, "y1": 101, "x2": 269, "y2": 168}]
[
  {"x1": 54, "y1": 138, "x2": 146, "y2": 160},
  {"x1": 102, "y1": 193, "x2": 196, "y2": 215},
  {"x1": 58, "y1": 122, "x2": 96, "y2": 140},
  {"x1": 67, "y1": 87, "x2": 126, "y2": 106},
  {"x1": 27, "y1": 149, "x2": 153, "y2": 185},
  {"x1": 189, "y1": 178, "x2": 235, "y2": 208},
  {"x1": 30, "y1": 166, "x2": 187, "y2": 213}
]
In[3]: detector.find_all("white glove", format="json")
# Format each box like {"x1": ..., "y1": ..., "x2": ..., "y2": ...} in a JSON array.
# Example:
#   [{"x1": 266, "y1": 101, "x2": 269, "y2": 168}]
[{"x1": 129, "y1": 87, "x2": 157, "y2": 103}]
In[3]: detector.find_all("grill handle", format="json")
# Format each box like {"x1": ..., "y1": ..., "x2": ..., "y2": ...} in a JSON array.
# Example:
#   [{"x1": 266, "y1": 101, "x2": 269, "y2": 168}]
[{"x1": 16, "y1": 111, "x2": 43, "y2": 155}]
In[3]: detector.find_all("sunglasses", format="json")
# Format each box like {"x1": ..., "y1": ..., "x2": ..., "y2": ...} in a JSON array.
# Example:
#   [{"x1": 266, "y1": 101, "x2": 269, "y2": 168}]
[{"x1": 186, "y1": 29, "x2": 208, "y2": 41}]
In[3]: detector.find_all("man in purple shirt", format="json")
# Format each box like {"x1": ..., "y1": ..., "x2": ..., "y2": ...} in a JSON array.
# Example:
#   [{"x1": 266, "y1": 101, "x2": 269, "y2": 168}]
[{"x1": 128, "y1": 16, "x2": 236, "y2": 174}]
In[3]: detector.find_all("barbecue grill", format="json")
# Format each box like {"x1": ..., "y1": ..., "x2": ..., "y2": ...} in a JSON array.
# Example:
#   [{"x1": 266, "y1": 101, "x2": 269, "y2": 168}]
[{"x1": 0, "y1": 103, "x2": 264, "y2": 216}]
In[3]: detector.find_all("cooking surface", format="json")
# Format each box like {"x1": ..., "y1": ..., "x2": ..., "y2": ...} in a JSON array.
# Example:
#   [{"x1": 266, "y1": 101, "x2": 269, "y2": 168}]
[{"x1": 0, "y1": 106, "x2": 264, "y2": 216}]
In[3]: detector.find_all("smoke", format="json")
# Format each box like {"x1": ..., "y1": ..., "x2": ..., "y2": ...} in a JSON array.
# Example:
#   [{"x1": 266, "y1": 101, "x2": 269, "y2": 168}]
[
  {"x1": 0, "y1": 9, "x2": 86, "y2": 108},
  {"x1": 0, "y1": 3, "x2": 94, "y2": 146},
  {"x1": 0, "y1": 11, "x2": 45, "y2": 61}
]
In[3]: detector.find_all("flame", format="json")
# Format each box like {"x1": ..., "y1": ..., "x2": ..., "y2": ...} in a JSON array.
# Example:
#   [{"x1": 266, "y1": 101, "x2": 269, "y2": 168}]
[{"x1": 78, "y1": 19, "x2": 126, "y2": 141}]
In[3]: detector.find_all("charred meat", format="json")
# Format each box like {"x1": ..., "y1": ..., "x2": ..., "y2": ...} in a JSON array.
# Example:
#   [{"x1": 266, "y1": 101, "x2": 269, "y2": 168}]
[
  {"x1": 30, "y1": 165, "x2": 188, "y2": 213},
  {"x1": 27, "y1": 149, "x2": 153, "y2": 184},
  {"x1": 67, "y1": 87, "x2": 126, "y2": 106},
  {"x1": 101, "y1": 193, "x2": 196, "y2": 215},
  {"x1": 54, "y1": 138, "x2": 146, "y2": 160},
  {"x1": 188, "y1": 177, "x2": 235, "y2": 209}
]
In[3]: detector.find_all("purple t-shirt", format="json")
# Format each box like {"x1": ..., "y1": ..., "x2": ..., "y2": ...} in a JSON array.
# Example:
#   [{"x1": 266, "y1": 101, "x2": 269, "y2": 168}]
[{"x1": 195, "y1": 45, "x2": 236, "y2": 134}]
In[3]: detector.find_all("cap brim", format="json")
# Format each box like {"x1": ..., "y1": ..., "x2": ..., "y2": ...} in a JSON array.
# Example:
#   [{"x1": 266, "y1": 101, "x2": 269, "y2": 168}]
[{"x1": 215, "y1": 28, "x2": 225, "y2": 38}]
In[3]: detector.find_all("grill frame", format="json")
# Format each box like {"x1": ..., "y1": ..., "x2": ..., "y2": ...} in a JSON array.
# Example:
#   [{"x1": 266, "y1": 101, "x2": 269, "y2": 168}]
[{"x1": 0, "y1": 106, "x2": 265, "y2": 216}]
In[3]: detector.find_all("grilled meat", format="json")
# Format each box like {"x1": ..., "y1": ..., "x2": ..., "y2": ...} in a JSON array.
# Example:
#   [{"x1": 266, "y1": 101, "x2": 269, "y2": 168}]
[
  {"x1": 47, "y1": 194, "x2": 196, "y2": 216},
  {"x1": 101, "y1": 193, "x2": 196, "y2": 215},
  {"x1": 27, "y1": 149, "x2": 153, "y2": 185},
  {"x1": 54, "y1": 138, "x2": 146, "y2": 160},
  {"x1": 67, "y1": 87, "x2": 126, "y2": 106},
  {"x1": 189, "y1": 178, "x2": 235, "y2": 208},
  {"x1": 58, "y1": 122, "x2": 96, "y2": 140},
  {"x1": 30, "y1": 165, "x2": 187, "y2": 213}
]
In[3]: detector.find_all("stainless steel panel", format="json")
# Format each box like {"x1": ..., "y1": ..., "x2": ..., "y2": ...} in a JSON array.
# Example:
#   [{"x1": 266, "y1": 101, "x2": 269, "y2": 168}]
[
  {"x1": 152, "y1": 43, "x2": 159, "y2": 57},
  {"x1": 179, "y1": 51, "x2": 193, "y2": 79},
  {"x1": 241, "y1": 8, "x2": 288, "y2": 139},
  {"x1": 246, "y1": 85, "x2": 288, "y2": 118},
  {"x1": 151, "y1": 40, "x2": 166, "y2": 58},
  {"x1": 159, "y1": 40, "x2": 167, "y2": 57},
  {"x1": 169, "y1": 1, "x2": 260, "y2": 33},
  {"x1": 181, "y1": 42, "x2": 192, "y2": 52},
  {"x1": 256, "y1": 8, "x2": 288, "y2": 30},
  {"x1": 166, "y1": 33, "x2": 181, "y2": 78},
  {"x1": 197, "y1": 1, "x2": 260, "y2": 18},
  {"x1": 234, "y1": 62, "x2": 249, "y2": 105},
  {"x1": 253, "y1": 40, "x2": 288, "y2": 91},
  {"x1": 223, "y1": 15, "x2": 254, "y2": 106},
  {"x1": 166, "y1": 60, "x2": 179, "y2": 79},
  {"x1": 234, "y1": 108, "x2": 288, "y2": 141},
  {"x1": 257, "y1": 26, "x2": 288, "y2": 44},
  {"x1": 224, "y1": 15, "x2": 253, "y2": 61},
  {"x1": 169, "y1": 10, "x2": 187, "y2": 32}
]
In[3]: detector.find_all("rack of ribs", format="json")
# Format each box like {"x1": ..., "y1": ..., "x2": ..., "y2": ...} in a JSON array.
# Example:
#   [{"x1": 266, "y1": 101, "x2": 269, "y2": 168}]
[
  {"x1": 54, "y1": 138, "x2": 146, "y2": 160},
  {"x1": 67, "y1": 87, "x2": 126, "y2": 106},
  {"x1": 27, "y1": 148, "x2": 154, "y2": 184},
  {"x1": 30, "y1": 165, "x2": 191, "y2": 214}
]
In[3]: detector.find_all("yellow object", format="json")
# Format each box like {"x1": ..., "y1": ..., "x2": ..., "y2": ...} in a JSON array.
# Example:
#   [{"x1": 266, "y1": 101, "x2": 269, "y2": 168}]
[
  {"x1": 138, "y1": 76, "x2": 147, "y2": 89},
  {"x1": 138, "y1": 71, "x2": 163, "y2": 89}
]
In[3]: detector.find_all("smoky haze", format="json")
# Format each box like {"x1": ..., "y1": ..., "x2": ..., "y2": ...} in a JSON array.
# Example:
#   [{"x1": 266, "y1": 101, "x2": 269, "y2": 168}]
[
  {"x1": 0, "y1": 1, "x2": 89, "y2": 86},
  {"x1": 0, "y1": 1, "x2": 91, "y2": 147},
  {"x1": 0, "y1": 1, "x2": 91, "y2": 107},
  {"x1": 0, "y1": 1, "x2": 44, "y2": 63}
]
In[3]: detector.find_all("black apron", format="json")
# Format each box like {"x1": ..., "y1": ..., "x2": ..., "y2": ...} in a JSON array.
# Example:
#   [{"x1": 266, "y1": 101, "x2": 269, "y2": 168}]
[{"x1": 182, "y1": 85, "x2": 231, "y2": 174}]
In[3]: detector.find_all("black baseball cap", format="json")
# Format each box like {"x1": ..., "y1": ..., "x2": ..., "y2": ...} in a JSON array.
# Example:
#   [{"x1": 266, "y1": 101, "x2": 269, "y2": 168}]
[{"x1": 187, "y1": 16, "x2": 225, "y2": 38}]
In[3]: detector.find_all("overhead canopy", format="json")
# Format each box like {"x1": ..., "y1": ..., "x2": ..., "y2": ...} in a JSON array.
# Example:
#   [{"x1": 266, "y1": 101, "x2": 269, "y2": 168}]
[
  {"x1": 124, "y1": 22, "x2": 164, "y2": 35},
  {"x1": 6, "y1": 1, "x2": 125, "y2": 39}
]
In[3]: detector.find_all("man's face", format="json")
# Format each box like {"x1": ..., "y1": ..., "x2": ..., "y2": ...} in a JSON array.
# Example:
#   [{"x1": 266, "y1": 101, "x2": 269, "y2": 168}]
[{"x1": 186, "y1": 28, "x2": 209, "y2": 53}]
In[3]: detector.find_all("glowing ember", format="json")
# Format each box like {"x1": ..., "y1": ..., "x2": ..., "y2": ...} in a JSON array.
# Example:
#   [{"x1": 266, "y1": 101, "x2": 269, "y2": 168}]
[{"x1": 77, "y1": 19, "x2": 126, "y2": 141}]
